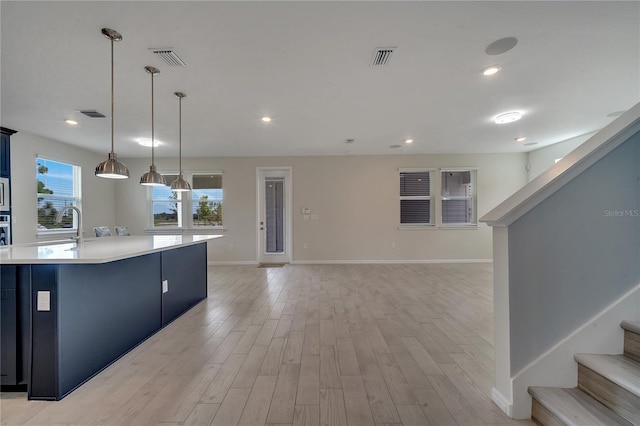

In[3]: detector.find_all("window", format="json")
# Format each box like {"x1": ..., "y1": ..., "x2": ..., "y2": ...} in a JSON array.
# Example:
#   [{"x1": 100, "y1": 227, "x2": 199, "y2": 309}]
[
  {"x1": 151, "y1": 174, "x2": 182, "y2": 228},
  {"x1": 36, "y1": 158, "x2": 82, "y2": 232},
  {"x1": 191, "y1": 173, "x2": 223, "y2": 227},
  {"x1": 399, "y1": 169, "x2": 434, "y2": 226},
  {"x1": 441, "y1": 169, "x2": 477, "y2": 226},
  {"x1": 149, "y1": 172, "x2": 222, "y2": 230}
]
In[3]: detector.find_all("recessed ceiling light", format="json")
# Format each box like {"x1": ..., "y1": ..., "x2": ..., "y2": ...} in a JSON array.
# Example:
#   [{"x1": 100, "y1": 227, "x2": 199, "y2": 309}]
[
  {"x1": 514, "y1": 136, "x2": 527, "y2": 142},
  {"x1": 64, "y1": 119, "x2": 78, "y2": 125},
  {"x1": 404, "y1": 139, "x2": 413, "y2": 144},
  {"x1": 482, "y1": 65, "x2": 501, "y2": 76},
  {"x1": 494, "y1": 111, "x2": 522, "y2": 124},
  {"x1": 390, "y1": 144, "x2": 402, "y2": 149},
  {"x1": 261, "y1": 116, "x2": 272, "y2": 123},
  {"x1": 137, "y1": 138, "x2": 161, "y2": 147}
]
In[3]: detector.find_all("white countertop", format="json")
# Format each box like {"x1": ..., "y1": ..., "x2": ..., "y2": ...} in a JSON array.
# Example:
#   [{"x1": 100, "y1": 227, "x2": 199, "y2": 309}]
[{"x1": 0, "y1": 235, "x2": 223, "y2": 264}]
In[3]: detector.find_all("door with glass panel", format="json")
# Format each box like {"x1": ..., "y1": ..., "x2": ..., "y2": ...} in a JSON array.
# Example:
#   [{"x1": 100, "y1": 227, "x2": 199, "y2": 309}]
[{"x1": 257, "y1": 168, "x2": 291, "y2": 264}]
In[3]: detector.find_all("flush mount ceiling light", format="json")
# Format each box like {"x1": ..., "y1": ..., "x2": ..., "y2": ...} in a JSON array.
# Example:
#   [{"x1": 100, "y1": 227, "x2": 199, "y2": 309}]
[
  {"x1": 139, "y1": 66, "x2": 166, "y2": 187},
  {"x1": 261, "y1": 116, "x2": 272, "y2": 123},
  {"x1": 494, "y1": 111, "x2": 522, "y2": 124},
  {"x1": 95, "y1": 28, "x2": 129, "y2": 179},
  {"x1": 136, "y1": 138, "x2": 162, "y2": 147},
  {"x1": 404, "y1": 139, "x2": 414, "y2": 144},
  {"x1": 170, "y1": 92, "x2": 192, "y2": 192},
  {"x1": 515, "y1": 136, "x2": 527, "y2": 142},
  {"x1": 390, "y1": 144, "x2": 402, "y2": 149},
  {"x1": 65, "y1": 119, "x2": 78, "y2": 125},
  {"x1": 482, "y1": 65, "x2": 501, "y2": 76}
]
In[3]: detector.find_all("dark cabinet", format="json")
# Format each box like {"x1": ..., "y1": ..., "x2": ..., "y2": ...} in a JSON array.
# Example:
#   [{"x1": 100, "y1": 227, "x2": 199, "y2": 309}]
[
  {"x1": 1, "y1": 266, "x2": 17, "y2": 385},
  {"x1": 0, "y1": 127, "x2": 16, "y2": 178}
]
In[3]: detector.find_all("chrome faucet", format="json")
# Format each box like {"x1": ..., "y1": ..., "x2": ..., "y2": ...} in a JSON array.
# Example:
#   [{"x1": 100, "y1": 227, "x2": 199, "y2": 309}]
[{"x1": 55, "y1": 206, "x2": 83, "y2": 243}]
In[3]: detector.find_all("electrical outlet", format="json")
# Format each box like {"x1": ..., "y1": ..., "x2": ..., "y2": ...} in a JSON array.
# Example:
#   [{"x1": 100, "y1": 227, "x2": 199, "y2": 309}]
[
  {"x1": 391, "y1": 242, "x2": 396, "y2": 249},
  {"x1": 37, "y1": 291, "x2": 51, "y2": 311},
  {"x1": 303, "y1": 243, "x2": 308, "y2": 249}
]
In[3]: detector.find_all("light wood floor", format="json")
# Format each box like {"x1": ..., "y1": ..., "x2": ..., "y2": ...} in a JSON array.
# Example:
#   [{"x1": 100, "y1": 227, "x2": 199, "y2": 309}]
[{"x1": 0, "y1": 264, "x2": 534, "y2": 425}]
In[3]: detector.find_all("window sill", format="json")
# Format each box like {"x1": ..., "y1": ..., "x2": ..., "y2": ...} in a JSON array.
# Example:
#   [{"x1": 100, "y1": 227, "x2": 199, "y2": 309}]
[
  {"x1": 398, "y1": 225, "x2": 437, "y2": 231},
  {"x1": 144, "y1": 227, "x2": 226, "y2": 235},
  {"x1": 397, "y1": 224, "x2": 478, "y2": 230},
  {"x1": 37, "y1": 230, "x2": 77, "y2": 239}
]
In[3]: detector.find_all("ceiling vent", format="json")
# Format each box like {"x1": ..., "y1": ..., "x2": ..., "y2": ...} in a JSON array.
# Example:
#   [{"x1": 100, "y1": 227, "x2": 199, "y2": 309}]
[
  {"x1": 371, "y1": 47, "x2": 396, "y2": 67},
  {"x1": 79, "y1": 110, "x2": 105, "y2": 118},
  {"x1": 150, "y1": 49, "x2": 187, "y2": 67}
]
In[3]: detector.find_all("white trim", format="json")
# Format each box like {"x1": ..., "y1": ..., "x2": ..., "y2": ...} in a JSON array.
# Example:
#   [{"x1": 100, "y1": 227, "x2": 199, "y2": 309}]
[
  {"x1": 145, "y1": 228, "x2": 225, "y2": 235},
  {"x1": 208, "y1": 260, "x2": 258, "y2": 266},
  {"x1": 491, "y1": 388, "x2": 513, "y2": 418},
  {"x1": 481, "y1": 103, "x2": 640, "y2": 226},
  {"x1": 291, "y1": 259, "x2": 492, "y2": 265},
  {"x1": 508, "y1": 282, "x2": 640, "y2": 419},
  {"x1": 398, "y1": 167, "x2": 436, "y2": 173},
  {"x1": 256, "y1": 167, "x2": 293, "y2": 264},
  {"x1": 514, "y1": 282, "x2": 640, "y2": 381}
]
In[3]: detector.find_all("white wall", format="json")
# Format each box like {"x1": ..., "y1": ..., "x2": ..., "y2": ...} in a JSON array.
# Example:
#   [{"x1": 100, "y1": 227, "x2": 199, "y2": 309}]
[
  {"x1": 10, "y1": 131, "x2": 116, "y2": 243},
  {"x1": 527, "y1": 132, "x2": 595, "y2": 181},
  {"x1": 117, "y1": 153, "x2": 527, "y2": 263}
]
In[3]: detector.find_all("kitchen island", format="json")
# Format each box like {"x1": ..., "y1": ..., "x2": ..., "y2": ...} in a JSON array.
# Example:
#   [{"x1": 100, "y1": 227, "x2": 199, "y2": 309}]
[{"x1": 0, "y1": 235, "x2": 221, "y2": 400}]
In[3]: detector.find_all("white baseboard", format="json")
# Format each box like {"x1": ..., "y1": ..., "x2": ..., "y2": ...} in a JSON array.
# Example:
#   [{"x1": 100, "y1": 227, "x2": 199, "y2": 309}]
[
  {"x1": 208, "y1": 259, "x2": 492, "y2": 266},
  {"x1": 290, "y1": 258, "x2": 492, "y2": 265},
  {"x1": 491, "y1": 387, "x2": 513, "y2": 418},
  {"x1": 509, "y1": 282, "x2": 640, "y2": 419}
]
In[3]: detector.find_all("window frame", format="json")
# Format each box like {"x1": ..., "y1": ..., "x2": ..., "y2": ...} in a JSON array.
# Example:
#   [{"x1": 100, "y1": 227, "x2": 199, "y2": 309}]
[
  {"x1": 147, "y1": 171, "x2": 223, "y2": 233},
  {"x1": 36, "y1": 157, "x2": 82, "y2": 236},
  {"x1": 439, "y1": 167, "x2": 478, "y2": 227},
  {"x1": 398, "y1": 167, "x2": 435, "y2": 228},
  {"x1": 149, "y1": 173, "x2": 183, "y2": 230}
]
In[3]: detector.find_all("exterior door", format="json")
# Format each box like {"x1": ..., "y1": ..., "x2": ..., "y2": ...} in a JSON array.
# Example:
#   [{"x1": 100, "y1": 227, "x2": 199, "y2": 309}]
[{"x1": 257, "y1": 168, "x2": 292, "y2": 264}]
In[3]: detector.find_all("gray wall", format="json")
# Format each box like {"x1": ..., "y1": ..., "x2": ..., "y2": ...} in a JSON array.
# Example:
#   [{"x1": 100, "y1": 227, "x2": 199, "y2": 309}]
[{"x1": 508, "y1": 132, "x2": 640, "y2": 372}]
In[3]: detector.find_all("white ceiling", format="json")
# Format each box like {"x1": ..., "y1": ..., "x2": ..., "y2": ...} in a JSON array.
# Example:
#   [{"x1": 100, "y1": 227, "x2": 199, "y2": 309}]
[{"x1": 1, "y1": 1, "x2": 639, "y2": 158}]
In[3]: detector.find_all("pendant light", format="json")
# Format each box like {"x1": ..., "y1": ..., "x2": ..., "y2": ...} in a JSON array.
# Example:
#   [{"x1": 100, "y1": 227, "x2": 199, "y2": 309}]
[
  {"x1": 139, "y1": 66, "x2": 166, "y2": 186},
  {"x1": 170, "y1": 92, "x2": 191, "y2": 192},
  {"x1": 95, "y1": 28, "x2": 129, "y2": 179}
]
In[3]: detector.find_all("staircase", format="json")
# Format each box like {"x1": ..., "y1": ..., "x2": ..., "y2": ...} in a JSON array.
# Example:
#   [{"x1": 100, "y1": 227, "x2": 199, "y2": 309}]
[{"x1": 528, "y1": 321, "x2": 640, "y2": 425}]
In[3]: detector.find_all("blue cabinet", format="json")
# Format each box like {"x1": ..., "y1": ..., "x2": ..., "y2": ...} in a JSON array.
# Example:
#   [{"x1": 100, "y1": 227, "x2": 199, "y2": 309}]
[{"x1": 0, "y1": 127, "x2": 16, "y2": 178}]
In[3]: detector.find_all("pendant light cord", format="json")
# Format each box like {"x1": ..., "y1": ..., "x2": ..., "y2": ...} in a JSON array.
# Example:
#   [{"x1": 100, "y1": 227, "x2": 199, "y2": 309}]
[
  {"x1": 151, "y1": 72, "x2": 155, "y2": 166},
  {"x1": 179, "y1": 95, "x2": 182, "y2": 175},
  {"x1": 110, "y1": 36, "x2": 115, "y2": 155}
]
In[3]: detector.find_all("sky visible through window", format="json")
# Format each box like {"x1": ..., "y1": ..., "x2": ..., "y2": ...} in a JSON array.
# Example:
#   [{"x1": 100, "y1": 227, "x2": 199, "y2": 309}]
[{"x1": 37, "y1": 158, "x2": 74, "y2": 196}]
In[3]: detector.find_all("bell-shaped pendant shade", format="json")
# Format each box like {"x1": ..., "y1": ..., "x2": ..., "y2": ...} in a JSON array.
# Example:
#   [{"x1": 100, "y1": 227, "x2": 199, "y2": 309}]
[
  {"x1": 140, "y1": 66, "x2": 166, "y2": 186},
  {"x1": 95, "y1": 152, "x2": 129, "y2": 179},
  {"x1": 95, "y1": 28, "x2": 129, "y2": 179},
  {"x1": 140, "y1": 165, "x2": 166, "y2": 186},
  {"x1": 170, "y1": 174, "x2": 192, "y2": 192},
  {"x1": 170, "y1": 92, "x2": 191, "y2": 192}
]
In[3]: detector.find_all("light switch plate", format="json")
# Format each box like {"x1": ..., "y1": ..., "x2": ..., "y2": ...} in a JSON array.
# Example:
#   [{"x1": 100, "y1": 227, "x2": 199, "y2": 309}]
[
  {"x1": 37, "y1": 291, "x2": 51, "y2": 311},
  {"x1": 302, "y1": 207, "x2": 310, "y2": 214},
  {"x1": 162, "y1": 280, "x2": 169, "y2": 293}
]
